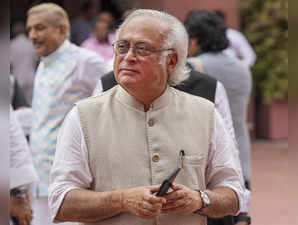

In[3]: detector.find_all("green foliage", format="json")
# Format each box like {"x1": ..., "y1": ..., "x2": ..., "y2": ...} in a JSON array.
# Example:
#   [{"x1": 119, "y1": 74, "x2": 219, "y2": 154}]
[{"x1": 241, "y1": 0, "x2": 288, "y2": 103}]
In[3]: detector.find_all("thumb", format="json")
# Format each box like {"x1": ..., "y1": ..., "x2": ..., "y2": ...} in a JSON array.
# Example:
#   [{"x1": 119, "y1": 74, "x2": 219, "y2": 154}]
[
  {"x1": 170, "y1": 183, "x2": 183, "y2": 191},
  {"x1": 148, "y1": 185, "x2": 161, "y2": 193}
]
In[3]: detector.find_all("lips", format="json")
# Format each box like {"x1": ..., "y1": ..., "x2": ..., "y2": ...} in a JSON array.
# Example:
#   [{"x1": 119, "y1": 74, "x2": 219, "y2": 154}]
[
  {"x1": 32, "y1": 40, "x2": 44, "y2": 49},
  {"x1": 119, "y1": 68, "x2": 139, "y2": 74}
]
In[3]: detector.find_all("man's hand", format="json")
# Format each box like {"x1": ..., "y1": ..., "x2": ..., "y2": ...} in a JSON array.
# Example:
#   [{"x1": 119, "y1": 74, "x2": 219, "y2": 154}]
[
  {"x1": 122, "y1": 185, "x2": 166, "y2": 219},
  {"x1": 161, "y1": 183, "x2": 202, "y2": 214},
  {"x1": 10, "y1": 195, "x2": 33, "y2": 225}
]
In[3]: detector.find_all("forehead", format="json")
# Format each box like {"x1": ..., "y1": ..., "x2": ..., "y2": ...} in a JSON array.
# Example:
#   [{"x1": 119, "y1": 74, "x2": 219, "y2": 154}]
[
  {"x1": 26, "y1": 12, "x2": 52, "y2": 27},
  {"x1": 119, "y1": 16, "x2": 168, "y2": 46}
]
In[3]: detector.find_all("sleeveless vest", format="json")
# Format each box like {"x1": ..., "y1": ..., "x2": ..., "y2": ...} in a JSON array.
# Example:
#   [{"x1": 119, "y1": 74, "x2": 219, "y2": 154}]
[{"x1": 76, "y1": 86, "x2": 214, "y2": 225}]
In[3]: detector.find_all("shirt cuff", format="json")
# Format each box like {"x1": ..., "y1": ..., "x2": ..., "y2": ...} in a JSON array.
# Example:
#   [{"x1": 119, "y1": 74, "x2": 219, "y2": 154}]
[
  {"x1": 49, "y1": 186, "x2": 82, "y2": 223},
  {"x1": 10, "y1": 165, "x2": 39, "y2": 189}
]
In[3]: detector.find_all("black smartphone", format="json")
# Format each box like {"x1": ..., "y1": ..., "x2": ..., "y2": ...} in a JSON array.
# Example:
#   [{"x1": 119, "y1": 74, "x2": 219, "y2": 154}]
[{"x1": 156, "y1": 167, "x2": 181, "y2": 196}]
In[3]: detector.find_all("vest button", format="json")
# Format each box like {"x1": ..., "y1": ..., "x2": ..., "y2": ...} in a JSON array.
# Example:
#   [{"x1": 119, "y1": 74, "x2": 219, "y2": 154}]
[
  {"x1": 152, "y1": 153, "x2": 160, "y2": 162},
  {"x1": 148, "y1": 118, "x2": 155, "y2": 127}
]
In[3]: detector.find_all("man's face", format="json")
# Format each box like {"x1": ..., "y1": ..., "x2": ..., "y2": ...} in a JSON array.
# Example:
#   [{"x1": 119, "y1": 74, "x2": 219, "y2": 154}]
[
  {"x1": 94, "y1": 21, "x2": 109, "y2": 42},
  {"x1": 188, "y1": 38, "x2": 200, "y2": 57},
  {"x1": 114, "y1": 17, "x2": 173, "y2": 96},
  {"x1": 26, "y1": 13, "x2": 65, "y2": 57}
]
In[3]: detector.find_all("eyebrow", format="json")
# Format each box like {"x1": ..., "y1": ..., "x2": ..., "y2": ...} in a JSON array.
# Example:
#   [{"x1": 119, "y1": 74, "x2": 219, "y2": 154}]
[{"x1": 118, "y1": 39, "x2": 154, "y2": 45}]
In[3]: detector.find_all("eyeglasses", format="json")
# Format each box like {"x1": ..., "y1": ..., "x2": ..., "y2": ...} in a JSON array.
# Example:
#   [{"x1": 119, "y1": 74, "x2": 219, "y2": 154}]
[{"x1": 112, "y1": 40, "x2": 174, "y2": 57}]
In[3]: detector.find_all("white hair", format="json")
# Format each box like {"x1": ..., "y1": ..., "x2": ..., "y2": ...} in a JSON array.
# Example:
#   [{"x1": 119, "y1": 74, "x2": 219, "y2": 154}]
[
  {"x1": 115, "y1": 9, "x2": 190, "y2": 86},
  {"x1": 27, "y1": 3, "x2": 70, "y2": 38}
]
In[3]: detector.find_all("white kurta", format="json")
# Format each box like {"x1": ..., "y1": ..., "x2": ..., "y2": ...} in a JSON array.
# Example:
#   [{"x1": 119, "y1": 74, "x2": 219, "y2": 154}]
[{"x1": 30, "y1": 40, "x2": 108, "y2": 196}]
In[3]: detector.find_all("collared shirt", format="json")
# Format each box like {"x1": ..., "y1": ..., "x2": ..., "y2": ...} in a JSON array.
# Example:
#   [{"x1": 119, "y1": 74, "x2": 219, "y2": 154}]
[
  {"x1": 223, "y1": 28, "x2": 257, "y2": 68},
  {"x1": 30, "y1": 40, "x2": 107, "y2": 196},
  {"x1": 81, "y1": 34, "x2": 115, "y2": 62},
  {"x1": 49, "y1": 87, "x2": 245, "y2": 222},
  {"x1": 10, "y1": 106, "x2": 38, "y2": 189}
]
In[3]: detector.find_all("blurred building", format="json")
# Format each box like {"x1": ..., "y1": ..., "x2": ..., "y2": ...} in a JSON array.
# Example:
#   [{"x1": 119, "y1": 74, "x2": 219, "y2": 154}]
[
  {"x1": 11, "y1": 0, "x2": 260, "y2": 137},
  {"x1": 11, "y1": 0, "x2": 241, "y2": 31}
]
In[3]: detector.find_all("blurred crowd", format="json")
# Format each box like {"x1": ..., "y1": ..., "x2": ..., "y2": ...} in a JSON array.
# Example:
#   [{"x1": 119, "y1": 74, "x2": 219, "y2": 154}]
[{"x1": 10, "y1": 1, "x2": 256, "y2": 225}]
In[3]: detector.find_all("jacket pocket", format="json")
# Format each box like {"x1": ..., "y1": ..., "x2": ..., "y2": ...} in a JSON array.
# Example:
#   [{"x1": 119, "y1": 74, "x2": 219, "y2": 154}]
[{"x1": 176, "y1": 155, "x2": 207, "y2": 190}]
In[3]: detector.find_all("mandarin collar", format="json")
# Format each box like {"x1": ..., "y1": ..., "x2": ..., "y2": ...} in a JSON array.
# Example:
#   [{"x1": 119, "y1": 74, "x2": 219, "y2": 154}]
[
  {"x1": 115, "y1": 85, "x2": 173, "y2": 112},
  {"x1": 40, "y1": 39, "x2": 70, "y2": 65}
]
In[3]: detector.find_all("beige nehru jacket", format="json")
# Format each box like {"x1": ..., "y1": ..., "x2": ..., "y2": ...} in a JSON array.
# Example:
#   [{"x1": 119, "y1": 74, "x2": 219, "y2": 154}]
[{"x1": 77, "y1": 85, "x2": 214, "y2": 225}]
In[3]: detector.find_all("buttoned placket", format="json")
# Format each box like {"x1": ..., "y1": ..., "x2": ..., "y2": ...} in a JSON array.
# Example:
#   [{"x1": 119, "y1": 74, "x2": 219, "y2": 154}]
[{"x1": 145, "y1": 106, "x2": 163, "y2": 225}]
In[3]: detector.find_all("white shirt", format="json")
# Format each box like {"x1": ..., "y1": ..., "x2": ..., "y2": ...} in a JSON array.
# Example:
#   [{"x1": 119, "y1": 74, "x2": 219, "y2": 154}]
[
  {"x1": 10, "y1": 106, "x2": 38, "y2": 189},
  {"x1": 49, "y1": 102, "x2": 245, "y2": 222},
  {"x1": 13, "y1": 107, "x2": 33, "y2": 136},
  {"x1": 223, "y1": 28, "x2": 257, "y2": 68}
]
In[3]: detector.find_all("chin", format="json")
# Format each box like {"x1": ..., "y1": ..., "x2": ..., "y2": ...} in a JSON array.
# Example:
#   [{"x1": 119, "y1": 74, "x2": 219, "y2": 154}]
[
  {"x1": 36, "y1": 49, "x2": 46, "y2": 57},
  {"x1": 119, "y1": 76, "x2": 141, "y2": 88},
  {"x1": 118, "y1": 78, "x2": 135, "y2": 86}
]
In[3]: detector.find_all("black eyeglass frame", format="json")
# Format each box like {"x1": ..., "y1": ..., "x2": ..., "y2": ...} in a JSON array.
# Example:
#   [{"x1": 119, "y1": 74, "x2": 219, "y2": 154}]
[{"x1": 112, "y1": 41, "x2": 174, "y2": 57}]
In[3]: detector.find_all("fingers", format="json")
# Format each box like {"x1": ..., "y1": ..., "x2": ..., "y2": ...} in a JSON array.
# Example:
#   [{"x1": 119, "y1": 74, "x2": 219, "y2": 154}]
[
  {"x1": 170, "y1": 183, "x2": 184, "y2": 191},
  {"x1": 141, "y1": 201, "x2": 162, "y2": 213},
  {"x1": 135, "y1": 199, "x2": 162, "y2": 219},
  {"x1": 18, "y1": 215, "x2": 30, "y2": 225},
  {"x1": 19, "y1": 218, "x2": 27, "y2": 225},
  {"x1": 163, "y1": 198, "x2": 190, "y2": 210},
  {"x1": 136, "y1": 208, "x2": 158, "y2": 219},
  {"x1": 123, "y1": 186, "x2": 166, "y2": 219},
  {"x1": 161, "y1": 184, "x2": 201, "y2": 215},
  {"x1": 25, "y1": 210, "x2": 33, "y2": 224},
  {"x1": 148, "y1": 185, "x2": 161, "y2": 193},
  {"x1": 18, "y1": 211, "x2": 32, "y2": 225},
  {"x1": 145, "y1": 194, "x2": 166, "y2": 205},
  {"x1": 164, "y1": 188, "x2": 187, "y2": 201}
]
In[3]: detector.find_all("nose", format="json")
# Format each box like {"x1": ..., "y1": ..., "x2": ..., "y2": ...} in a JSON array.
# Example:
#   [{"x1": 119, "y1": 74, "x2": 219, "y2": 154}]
[
  {"x1": 123, "y1": 46, "x2": 137, "y2": 62},
  {"x1": 28, "y1": 29, "x2": 37, "y2": 41}
]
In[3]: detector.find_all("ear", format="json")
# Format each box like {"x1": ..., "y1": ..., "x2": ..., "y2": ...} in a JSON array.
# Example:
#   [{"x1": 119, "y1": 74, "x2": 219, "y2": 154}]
[
  {"x1": 166, "y1": 52, "x2": 178, "y2": 74},
  {"x1": 188, "y1": 38, "x2": 200, "y2": 57},
  {"x1": 59, "y1": 24, "x2": 68, "y2": 37}
]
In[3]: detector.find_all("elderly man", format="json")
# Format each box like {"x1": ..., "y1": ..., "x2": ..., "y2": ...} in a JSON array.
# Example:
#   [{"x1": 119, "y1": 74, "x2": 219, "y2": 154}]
[
  {"x1": 49, "y1": 9, "x2": 244, "y2": 225},
  {"x1": 26, "y1": 3, "x2": 106, "y2": 224}
]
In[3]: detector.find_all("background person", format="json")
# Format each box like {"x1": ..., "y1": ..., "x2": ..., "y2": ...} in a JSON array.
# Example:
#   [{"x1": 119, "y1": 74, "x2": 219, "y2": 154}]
[
  {"x1": 10, "y1": 106, "x2": 39, "y2": 225},
  {"x1": 10, "y1": 21, "x2": 39, "y2": 105},
  {"x1": 70, "y1": 0, "x2": 98, "y2": 45},
  {"x1": 81, "y1": 17, "x2": 115, "y2": 61},
  {"x1": 214, "y1": 10, "x2": 257, "y2": 68},
  {"x1": 26, "y1": 3, "x2": 107, "y2": 224},
  {"x1": 185, "y1": 10, "x2": 252, "y2": 225}
]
